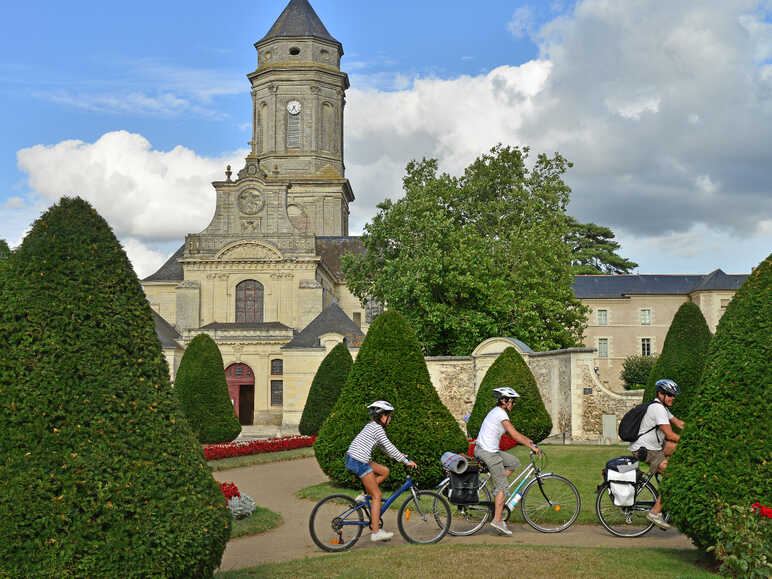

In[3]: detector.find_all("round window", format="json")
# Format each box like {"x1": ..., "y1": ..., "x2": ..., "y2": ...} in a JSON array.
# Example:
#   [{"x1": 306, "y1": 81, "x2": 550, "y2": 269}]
[{"x1": 289, "y1": 47, "x2": 300, "y2": 56}]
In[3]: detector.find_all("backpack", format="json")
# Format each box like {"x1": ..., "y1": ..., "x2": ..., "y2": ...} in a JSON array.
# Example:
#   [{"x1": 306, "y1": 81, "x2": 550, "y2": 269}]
[
  {"x1": 618, "y1": 400, "x2": 661, "y2": 443},
  {"x1": 447, "y1": 466, "x2": 480, "y2": 505}
]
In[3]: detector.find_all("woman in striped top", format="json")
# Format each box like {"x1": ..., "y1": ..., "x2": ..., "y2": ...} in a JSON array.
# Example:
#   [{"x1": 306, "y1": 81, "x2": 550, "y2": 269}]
[{"x1": 345, "y1": 400, "x2": 417, "y2": 542}]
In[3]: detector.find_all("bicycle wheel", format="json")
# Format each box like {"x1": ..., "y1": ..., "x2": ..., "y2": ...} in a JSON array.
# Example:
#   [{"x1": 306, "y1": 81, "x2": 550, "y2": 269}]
[
  {"x1": 309, "y1": 494, "x2": 365, "y2": 552},
  {"x1": 437, "y1": 478, "x2": 492, "y2": 536},
  {"x1": 595, "y1": 481, "x2": 657, "y2": 537},
  {"x1": 397, "y1": 490, "x2": 451, "y2": 544},
  {"x1": 520, "y1": 474, "x2": 581, "y2": 533}
]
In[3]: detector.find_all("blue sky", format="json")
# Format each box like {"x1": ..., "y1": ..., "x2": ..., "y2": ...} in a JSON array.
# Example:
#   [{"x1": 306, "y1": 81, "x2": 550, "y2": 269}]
[{"x1": 2, "y1": 0, "x2": 771, "y2": 277}]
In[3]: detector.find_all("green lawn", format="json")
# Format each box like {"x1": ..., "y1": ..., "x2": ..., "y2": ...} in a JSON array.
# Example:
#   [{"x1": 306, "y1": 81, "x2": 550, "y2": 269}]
[
  {"x1": 230, "y1": 507, "x2": 282, "y2": 538},
  {"x1": 208, "y1": 447, "x2": 315, "y2": 471},
  {"x1": 215, "y1": 543, "x2": 715, "y2": 578},
  {"x1": 297, "y1": 444, "x2": 637, "y2": 524}
]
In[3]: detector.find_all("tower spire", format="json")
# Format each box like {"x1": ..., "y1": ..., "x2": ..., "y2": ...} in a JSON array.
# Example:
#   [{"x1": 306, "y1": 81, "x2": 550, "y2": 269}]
[{"x1": 257, "y1": 0, "x2": 341, "y2": 52}]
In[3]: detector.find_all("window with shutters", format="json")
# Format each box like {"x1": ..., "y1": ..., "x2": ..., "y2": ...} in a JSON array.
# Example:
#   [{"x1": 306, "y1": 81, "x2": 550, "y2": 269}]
[
  {"x1": 287, "y1": 112, "x2": 300, "y2": 148},
  {"x1": 271, "y1": 359, "x2": 283, "y2": 376},
  {"x1": 235, "y1": 280, "x2": 264, "y2": 323},
  {"x1": 598, "y1": 338, "x2": 609, "y2": 358},
  {"x1": 641, "y1": 338, "x2": 652, "y2": 357},
  {"x1": 597, "y1": 309, "x2": 608, "y2": 325},
  {"x1": 271, "y1": 380, "x2": 283, "y2": 406}
]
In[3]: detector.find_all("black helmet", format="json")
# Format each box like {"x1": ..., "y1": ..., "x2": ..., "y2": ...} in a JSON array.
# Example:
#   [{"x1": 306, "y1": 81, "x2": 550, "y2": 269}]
[{"x1": 655, "y1": 379, "x2": 681, "y2": 396}]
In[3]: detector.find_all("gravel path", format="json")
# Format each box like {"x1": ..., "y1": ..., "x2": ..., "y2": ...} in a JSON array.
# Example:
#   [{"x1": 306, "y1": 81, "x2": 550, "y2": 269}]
[{"x1": 216, "y1": 457, "x2": 694, "y2": 572}]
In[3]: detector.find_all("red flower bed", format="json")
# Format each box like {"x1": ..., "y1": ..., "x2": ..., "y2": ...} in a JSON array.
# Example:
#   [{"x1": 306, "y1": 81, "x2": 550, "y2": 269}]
[
  {"x1": 752, "y1": 502, "x2": 772, "y2": 519},
  {"x1": 466, "y1": 434, "x2": 517, "y2": 456},
  {"x1": 219, "y1": 481, "x2": 240, "y2": 500},
  {"x1": 203, "y1": 435, "x2": 316, "y2": 461}
]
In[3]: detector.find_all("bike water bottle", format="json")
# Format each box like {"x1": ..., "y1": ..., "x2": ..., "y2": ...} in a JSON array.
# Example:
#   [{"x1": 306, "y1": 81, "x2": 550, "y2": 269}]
[{"x1": 506, "y1": 491, "x2": 522, "y2": 509}]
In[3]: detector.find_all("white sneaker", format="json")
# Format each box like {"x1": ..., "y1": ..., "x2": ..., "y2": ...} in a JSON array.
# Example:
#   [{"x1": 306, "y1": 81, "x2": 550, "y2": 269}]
[
  {"x1": 490, "y1": 520, "x2": 512, "y2": 536},
  {"x1": 646, "y1": 511, "x2": 672, "y2": 530},
  {"x1": 370, "y1": 529, "x2": 394, "y2": 542},
  {"x1": 355, "y1": 494, "x2": 366, "y2": 503}
]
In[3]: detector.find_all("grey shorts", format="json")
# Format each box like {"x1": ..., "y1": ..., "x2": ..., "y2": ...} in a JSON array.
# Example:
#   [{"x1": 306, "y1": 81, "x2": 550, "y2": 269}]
[
  {"x1": 643, "y1": 448, "x2": 667, "y2": 473},
  {"x1": 474, "y1": 447, "x2": 521, "y2": 496}
]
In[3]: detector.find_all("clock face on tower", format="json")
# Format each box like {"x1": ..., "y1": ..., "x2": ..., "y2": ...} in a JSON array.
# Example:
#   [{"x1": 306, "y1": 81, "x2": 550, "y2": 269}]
[{"x1": 286, "y1": 100, "x2": 302, "y2": 115}]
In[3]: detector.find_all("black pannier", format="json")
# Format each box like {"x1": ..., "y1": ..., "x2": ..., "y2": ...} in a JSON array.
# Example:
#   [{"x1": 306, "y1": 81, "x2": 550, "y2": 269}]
[{"x1": 447, "y1": 466, "x2": 479, "y2": 505}]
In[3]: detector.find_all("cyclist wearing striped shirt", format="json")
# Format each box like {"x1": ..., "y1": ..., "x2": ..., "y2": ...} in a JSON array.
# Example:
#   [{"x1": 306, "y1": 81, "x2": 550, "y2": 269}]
[{"x1": 346, "y1": 400, "x2": 418, "y2": 542}]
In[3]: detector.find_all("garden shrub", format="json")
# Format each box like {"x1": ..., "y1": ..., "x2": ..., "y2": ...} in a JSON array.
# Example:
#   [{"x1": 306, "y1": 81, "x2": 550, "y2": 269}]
[
  {"x1": 643, "y1": 301, "x2": 711, "y2": 417},
  {"x1": 466, "y1": 347, "x2": 552, "y2": 442},
  {"x1": 175, "y1": 333, "x2": 241, "y2": 444},
  {"x1": 314, "y1": 310, "x2": 468, "y2": 490},
  {"x1": 708, "y1": 502, "x2": 772, "y2": 578},
  {"x1": 299, "y1": 342, "x2": 352, "y2": 436},
  {"x1": 661, "y1": 253, "x2": 771, "y2": 552},
  {"x1": 620, "y1": 354, "x2": 658, "y2": 390},
  {"x1": 0, "y1": 197, "x2": 230, "y2": 578}
]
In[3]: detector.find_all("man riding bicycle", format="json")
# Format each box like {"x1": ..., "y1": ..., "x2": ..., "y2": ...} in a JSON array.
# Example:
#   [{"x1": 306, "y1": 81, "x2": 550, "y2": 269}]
[
  {"x1": 628, "y1": 378, "x2": 685, "y2": 530},
  {"x1": 474, "y1": 387, "x2": 540, "y2": 536}
]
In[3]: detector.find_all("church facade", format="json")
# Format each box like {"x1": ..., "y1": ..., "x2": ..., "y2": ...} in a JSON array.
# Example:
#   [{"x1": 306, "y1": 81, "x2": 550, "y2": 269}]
[{"x1": 142, "y1": 0, "x2": 747, "y2": 436}]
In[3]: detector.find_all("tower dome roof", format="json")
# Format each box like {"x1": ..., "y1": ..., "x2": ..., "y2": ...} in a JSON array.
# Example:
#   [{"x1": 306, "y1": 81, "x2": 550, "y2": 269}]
[{"x1": 257, "y1": 0, "x2": 341, "y2": 49}]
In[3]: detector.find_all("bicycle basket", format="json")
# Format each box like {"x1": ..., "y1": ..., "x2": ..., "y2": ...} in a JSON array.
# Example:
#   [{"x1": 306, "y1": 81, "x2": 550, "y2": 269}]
[{"x1": 448, "y1": 467, "x2": 479, "y2": 505}]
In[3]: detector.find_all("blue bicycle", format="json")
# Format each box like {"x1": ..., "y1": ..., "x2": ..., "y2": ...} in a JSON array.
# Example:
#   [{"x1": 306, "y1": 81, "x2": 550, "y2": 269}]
[{"x1": 309, "y1": 475, "x2": 451, "y2": 551}]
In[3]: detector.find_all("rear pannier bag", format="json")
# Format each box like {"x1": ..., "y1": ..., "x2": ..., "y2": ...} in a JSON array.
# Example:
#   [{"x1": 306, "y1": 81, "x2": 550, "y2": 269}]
[
  {"x1": 448, "y1": 467, "x2": 479, "y2": 505},
  {"x1": 605, "y1": 456, "x2": 639, "y2": 507}
]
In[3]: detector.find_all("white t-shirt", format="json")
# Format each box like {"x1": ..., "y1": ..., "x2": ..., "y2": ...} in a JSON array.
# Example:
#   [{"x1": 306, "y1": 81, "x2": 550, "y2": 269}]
[
  {"x1": 477, "y1": 406, "x2": 509, "y2": 452},
  {"x1": 628, "y1": 401, "x2": 674, "y2": 452}
]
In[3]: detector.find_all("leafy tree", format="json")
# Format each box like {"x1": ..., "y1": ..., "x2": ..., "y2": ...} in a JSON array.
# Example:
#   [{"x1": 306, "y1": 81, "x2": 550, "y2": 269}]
[
  {"x1": 0, "y1": 238, "x2": 10, "y2": 258},
  {"x1": 0, "y1": 197, "x2": 230, "y2": 577},
  {"x1": 565, "y1": 216, "x2": 638, "y2": 274},
  {"x1": 620, "y1": 354, "x2": 658, "y2": 390},
  {"x1": 314, "y1": 310, "x2": 468, "y2": 489},
  {"x1": 643, "y1": 301, "x2": 711, "y2": 417},
  {"x1": 343, "y1": 145, "x2": 589, "y2": 356},
  {"x1": 661, "y1": 253, "x2": 771, "y2": 552},
  {"x1": 175, "y1": 333, "x2": 241, "y2": 444},
  {"x1": 467, "y1": 347, "x2": 552, "y2": 442},
  {"x1": 299, "y1": 342, "x2": 353, "y2": 436}
]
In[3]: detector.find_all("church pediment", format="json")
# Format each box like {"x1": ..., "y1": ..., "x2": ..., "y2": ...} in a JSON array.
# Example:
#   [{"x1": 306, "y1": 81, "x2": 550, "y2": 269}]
[{"x1": 216, "y1": 241, "x2": 283, "y2": 261}]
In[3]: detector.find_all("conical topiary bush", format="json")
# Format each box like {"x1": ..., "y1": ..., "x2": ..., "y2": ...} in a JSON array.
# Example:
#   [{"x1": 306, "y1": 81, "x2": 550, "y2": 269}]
[
  {"x1": 643, "y1": 301, "x2": 711, "y2": 418},
  {"x1": 299, "y1": 342, "x2": 352, "y2": 436},
  {"x1": 175, "y1": 333, "x2": 241, "y2": 444},
  {"x1": 661, "y1": 254, "x2": 771, "y2": 551},
  {"x1": 314, "y1": 310, "x2": 468, "y2": 489},
  {"x1": 0, "y1": 197, "x2": 230, "y2": 577},
  {"x1": 466, "y1": 347, "x2": 552, "y2": 443}
]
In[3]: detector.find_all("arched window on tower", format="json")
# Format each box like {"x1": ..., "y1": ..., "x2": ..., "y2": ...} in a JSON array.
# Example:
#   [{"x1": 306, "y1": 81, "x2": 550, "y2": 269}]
[
  {"x1": 322, "y1": 102, "x2": 334, "y2": 152},
  {"x1": 235, "y1": 280, "x2": 264, "y2": 323},
  {"x1": 287, "y1": 111, "x2": 300, "y2": 149}
]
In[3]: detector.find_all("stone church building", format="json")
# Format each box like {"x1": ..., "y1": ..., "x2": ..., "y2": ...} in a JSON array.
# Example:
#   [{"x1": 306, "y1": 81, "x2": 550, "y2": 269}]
[{"x1": 142, "y1": 0, "x2": 746, "y2": 441}]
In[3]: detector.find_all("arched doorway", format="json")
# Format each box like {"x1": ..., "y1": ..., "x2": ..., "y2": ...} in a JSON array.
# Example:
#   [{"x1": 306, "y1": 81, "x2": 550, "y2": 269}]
[{"x1": 225, "y1": 363, "x2": 254, "y2": 425}]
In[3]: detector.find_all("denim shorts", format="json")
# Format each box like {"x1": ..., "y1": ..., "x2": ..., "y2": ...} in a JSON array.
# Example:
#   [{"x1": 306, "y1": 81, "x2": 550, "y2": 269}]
[{"x1": 345, "y1": 454, "x2": 373, "y2": 478}]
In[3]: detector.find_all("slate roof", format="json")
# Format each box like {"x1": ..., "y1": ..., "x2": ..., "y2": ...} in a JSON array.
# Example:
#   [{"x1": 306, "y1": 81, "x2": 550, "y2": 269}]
[
  {"x1": 572, "y1": 269, "x2": 748, "y2": 299},
  {"x1": 257, "y1": 0, "x2": 340, "y2": 48},
  {"x1": 143, "y1": 244, "x2": 184, "y2": 282},
  {"x1": 316, "y1": 236, "x2": 364, "y2": 279},
  {"x1": 282, "y1": 302, "x2": 364, "y2": 348},
  {"x1": 152, "y1": 310, "x2": 182, "y2": 349}
]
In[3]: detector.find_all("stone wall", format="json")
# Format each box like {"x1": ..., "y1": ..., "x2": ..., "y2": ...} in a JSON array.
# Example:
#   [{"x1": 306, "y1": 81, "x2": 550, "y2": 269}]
[{"x1": 425, "y1": 357, "x2": 475, "y2": 430}]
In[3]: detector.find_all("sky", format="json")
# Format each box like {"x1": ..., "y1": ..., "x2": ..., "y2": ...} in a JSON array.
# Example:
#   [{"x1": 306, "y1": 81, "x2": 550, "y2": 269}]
[{"x1": 1, "y1": 0, "x2": 771, "y2": 278}]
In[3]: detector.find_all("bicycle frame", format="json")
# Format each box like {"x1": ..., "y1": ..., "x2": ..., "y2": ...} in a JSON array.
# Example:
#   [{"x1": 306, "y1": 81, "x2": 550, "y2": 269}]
[{"x1": 344, "y1": 476, "x2": 422, "y2": 528}]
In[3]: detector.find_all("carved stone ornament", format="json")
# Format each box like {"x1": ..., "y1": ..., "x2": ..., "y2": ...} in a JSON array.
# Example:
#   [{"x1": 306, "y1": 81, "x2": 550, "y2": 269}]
[
  {"x1": 238, "y1": 189, "x2": 265, "y2": 215},
  {"x1": 217, "y1": 241, "x2": 282, "y2": 261}
]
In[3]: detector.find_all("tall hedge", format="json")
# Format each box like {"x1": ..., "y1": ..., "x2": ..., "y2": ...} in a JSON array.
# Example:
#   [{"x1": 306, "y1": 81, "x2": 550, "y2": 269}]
[
  {"x1": 314, "y1": 310, "x2": 468, "y2": 489},
  {"x1": 299, "y1": 342, "x2": 352, "y2": 436},
  {"x1": 175, "y1": 333, "x2": 241, "y2": 444},
  {"x1": 0, "y1": 197, "x2": 230, "y2": 577},
  {"x1": 643, "y1": 301, "x2": 711, "y2": 417},
  {"x1": 661, "y1": 254, "x2": 771, "y2": 551},
  {"x1": 466, "y1": 347, "x2": 553, "y2": 442}
]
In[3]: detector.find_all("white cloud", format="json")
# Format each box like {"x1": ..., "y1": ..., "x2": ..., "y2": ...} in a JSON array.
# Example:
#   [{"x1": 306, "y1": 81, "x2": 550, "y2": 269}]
[
  {"x1": 120, "y1": 238, "x2": 169, "y2": 279},
  {"x1": 508, "y1": 6, "x2": 536, "y2": 39},
  {"x1": 3, "y1": 196, "x2": 25, "y2": 209},
  {"x1": 16, "y1": 130, "x2": 246, "y2": 243}
]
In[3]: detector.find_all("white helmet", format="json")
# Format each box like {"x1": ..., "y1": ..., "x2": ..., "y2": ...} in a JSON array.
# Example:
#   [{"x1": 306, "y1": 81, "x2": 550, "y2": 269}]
[
  {"x1": 368, "y1": 400, "x2": 394, "y2": 420},
  {"x1": 492, "y1": 387, "x2": 520, "y2": 401}
]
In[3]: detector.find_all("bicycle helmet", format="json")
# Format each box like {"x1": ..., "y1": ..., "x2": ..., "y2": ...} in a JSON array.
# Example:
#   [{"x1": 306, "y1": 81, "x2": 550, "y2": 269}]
[
  {"x1": 368, "y1": 400, "x2": 394, "y2": 421},
  {"x1": 655, "y1": 379, "x2": 681, "y2": 397},
  {"x1": 492, "y1": 387, "x2": 520, "y2": 401}
]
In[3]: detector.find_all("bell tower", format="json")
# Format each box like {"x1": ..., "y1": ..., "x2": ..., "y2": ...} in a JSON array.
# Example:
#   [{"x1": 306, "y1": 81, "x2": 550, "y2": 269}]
[{"x1": 247, "y1": 0, "x2": 353, "y2": 235}]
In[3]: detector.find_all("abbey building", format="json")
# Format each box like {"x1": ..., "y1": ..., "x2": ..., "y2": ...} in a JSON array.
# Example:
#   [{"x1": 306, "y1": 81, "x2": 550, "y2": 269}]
[{"x1": 142, "y1": 0, "x2": 747, "y2": 437}]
